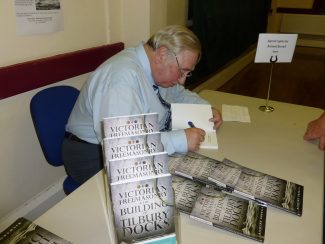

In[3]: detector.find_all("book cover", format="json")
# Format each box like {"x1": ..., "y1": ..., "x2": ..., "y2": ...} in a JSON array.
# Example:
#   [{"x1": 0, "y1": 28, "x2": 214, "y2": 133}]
[
  {"x1": 103, "y1": 132, "x2": 164, "y2": 160},
  {"x1": 169, "y1": 154, "x2": 304, "y2": 216},
  {"x1": 110, "y1": 174, "x2": 175, "y2": 243},
  {"x1": 167, "y1": 153, "x2": 188, "y2": 175},
  {"x1": 234, "y1": 166, "x2": 304, "y2": 216},
  {"x1": 223, "y1": 159, "x2": 304, "y2": 216},
  {"x1": 208, "y1": 158, "x2": 242, "y2": 190},
  {"x1": 169, "y1": 152, "x2": 221, "y2": 187},
  {"x1": 0, "y1": 217, "x2": 72, "y2": 244},
  {"x1": 107, "y1": 152, "x2": 169, "y2": 183},
  {"x1": 190, "y1": 187, "x2": 267, "y2": 242},
  {"x1": 167, "y1": 158, "x2": 179, "y2": 175},
  {"x1": 103, "y1": 113, "x2": 159, "y2": 138},
  {"x1": 172, "y1": 175, "x2": 202, "y2": 214}
]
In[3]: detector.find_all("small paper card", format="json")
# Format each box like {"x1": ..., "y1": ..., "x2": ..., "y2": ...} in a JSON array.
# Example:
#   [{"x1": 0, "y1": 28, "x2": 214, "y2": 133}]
[
  {"x1": 254, "y1": 33, "x2": 298, "y2": 63},
  {"x1": 222, "y1": 104, "x2": 251, "y2": 123}
]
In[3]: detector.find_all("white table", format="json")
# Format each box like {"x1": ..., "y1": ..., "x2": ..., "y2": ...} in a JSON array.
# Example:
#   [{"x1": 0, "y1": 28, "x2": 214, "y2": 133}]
[{"x1": 35, "y1": 91, "x2": 324, "y2": 244}]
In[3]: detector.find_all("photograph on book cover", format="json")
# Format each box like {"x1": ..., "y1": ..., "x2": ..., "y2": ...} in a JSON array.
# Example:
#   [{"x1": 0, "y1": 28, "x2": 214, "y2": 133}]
[
  {"x1": 208, "y1": 158, "x2": 242, "y2": 190},
  {"x1": 169, "y1": 152, "x2": 225, "y2": 190},
  {"x1": 110, "y1": 175, "x2": 176, "y2": 243},
  {"x1": 0, "y1": 217, "x2": 72, "y2": 244},
  {"x1": 220, "y1": 159, "x2": 304, "y2": 216},
  {"x1": 172, "y1": 176, "x2": 203, "y2": 214},
  {"x1": 171, "y1": 175, "x2": 267, "y2": 242},
  {"x1": 168, "y1": 152, "x2": 219, "y2": 186},
  {"x1": 234, "y1": 167, "x2": 303, "y2": 216},
  {"x1": 103, "y1": 113, "x2": 159, "y2": 139},
  {"x1": 169, "y1": 153, "x2": 303, "y2": 216},
  {"x1": 190, "y1": 187, "x2": 267, "y2": 242}
]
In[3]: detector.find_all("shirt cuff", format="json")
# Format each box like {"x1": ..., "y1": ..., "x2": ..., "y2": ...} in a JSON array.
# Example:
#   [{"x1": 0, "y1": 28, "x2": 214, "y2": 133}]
[{"x1": 160, "y1": 130, "x2": 188, "y2": 155}]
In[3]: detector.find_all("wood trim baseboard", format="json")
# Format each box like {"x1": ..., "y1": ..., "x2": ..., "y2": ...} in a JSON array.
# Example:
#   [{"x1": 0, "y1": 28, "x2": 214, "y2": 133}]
[
  {"x1": 277, "y1": 7, "x2": 325, "y2": 15},
  {"x1": 193, "y1": 49, "x2": 256, "y2": 93}
]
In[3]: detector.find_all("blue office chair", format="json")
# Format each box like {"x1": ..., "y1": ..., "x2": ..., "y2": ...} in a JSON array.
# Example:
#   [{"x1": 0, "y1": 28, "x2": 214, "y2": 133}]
[{"x1": 30, "y1": 85, "x2": 81, "y2": 195}]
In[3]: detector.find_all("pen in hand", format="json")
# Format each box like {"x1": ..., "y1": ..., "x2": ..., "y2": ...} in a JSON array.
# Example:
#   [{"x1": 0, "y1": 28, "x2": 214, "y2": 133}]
[{"x1": 188, "y1": 121, "x2": 196, "y2": 128}]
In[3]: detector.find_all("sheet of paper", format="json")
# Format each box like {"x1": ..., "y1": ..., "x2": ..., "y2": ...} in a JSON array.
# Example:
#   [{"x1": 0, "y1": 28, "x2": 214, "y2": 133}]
[
  {"x1": 222, "y1": 104, "x2": 251, "y2": 123},
  {"x1": 171, "y1": 103, "x2": 214, "y2": 131},
  {"x1": 171, "y1": 103, "x2": 218, "y2": 149},
  {"x1": 14, "y1": 0, "x2": 64, "y2": 35}
]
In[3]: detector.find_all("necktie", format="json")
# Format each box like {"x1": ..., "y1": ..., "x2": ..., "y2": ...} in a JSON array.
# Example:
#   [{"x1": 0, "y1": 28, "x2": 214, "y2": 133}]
[{"x1": 153, "y1": 85, "x2": 171, "y2": 131}]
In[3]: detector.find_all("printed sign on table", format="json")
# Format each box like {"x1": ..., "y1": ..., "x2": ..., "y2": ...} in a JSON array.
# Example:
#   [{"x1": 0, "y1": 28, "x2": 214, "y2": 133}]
[{"x1": 254, "y1": 33, "x2": 298, "y2": 63}]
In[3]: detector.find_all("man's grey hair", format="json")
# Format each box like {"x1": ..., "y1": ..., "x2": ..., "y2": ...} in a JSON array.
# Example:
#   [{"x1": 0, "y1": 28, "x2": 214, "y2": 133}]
[{"x1": 147, "y1": 25, "x2": 201, "y2": 59}]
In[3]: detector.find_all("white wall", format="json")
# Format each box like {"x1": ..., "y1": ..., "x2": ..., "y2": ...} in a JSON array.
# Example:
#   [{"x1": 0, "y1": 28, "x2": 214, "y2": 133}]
[
  {"x1": 0, "y1": 0, "x2": 109, "y2": 221},
  {"x1": 0, "y1": 0, "x2": 109, "y2": 67},
  {"x1": 0, "y1": 75, "x2": 88, "y2": 224},
  {"x1": 108, "y1": 0, "x2": 187, "y2": 47},
  {"x1": 0, "y1": 0, "x2": 187, "y2": 223}
]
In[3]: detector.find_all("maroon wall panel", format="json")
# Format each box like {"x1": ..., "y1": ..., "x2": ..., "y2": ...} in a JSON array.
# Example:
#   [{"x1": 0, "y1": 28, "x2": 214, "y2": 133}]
[{"x1": 0, "y1": 42, "x2": 124, "y2": 99}]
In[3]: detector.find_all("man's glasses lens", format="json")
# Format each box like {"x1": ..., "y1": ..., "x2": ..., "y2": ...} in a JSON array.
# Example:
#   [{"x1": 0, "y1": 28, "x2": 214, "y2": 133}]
[{"x1": 174, "y1": 54, "x2": 192, "y2": 78}]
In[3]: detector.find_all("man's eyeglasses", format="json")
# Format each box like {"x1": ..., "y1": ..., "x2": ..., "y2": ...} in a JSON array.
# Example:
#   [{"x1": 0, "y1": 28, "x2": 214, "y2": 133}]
[{"x1": 173, "y1": 53, "x2": 193, "y2": 78}]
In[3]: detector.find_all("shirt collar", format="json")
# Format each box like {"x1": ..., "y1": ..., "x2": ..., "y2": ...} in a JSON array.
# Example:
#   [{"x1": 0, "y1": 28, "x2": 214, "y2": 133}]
[{"x1": 135, "y1": 42, "x2": 155, "y2": 86}]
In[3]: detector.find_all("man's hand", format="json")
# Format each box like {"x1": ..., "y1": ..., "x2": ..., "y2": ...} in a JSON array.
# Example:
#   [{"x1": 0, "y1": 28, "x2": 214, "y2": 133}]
[
  {"x1": 185, "y1": 128, "x2": 206, "y2": 151},
  {"x1": 210, "y1": 107, "x2": 223, "y2": 129},
  {"x1": 304, "y1": 112, "x2": 325, "y2": 150}
]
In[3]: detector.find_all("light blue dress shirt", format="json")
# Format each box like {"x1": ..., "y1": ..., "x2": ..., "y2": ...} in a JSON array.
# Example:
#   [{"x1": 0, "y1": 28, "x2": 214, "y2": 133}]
[{"x1": 66, "y1": 43, "x2": 209, "y2": 155}]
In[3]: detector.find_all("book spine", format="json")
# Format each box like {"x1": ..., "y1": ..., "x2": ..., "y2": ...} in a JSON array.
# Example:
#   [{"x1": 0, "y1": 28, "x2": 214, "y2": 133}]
[
  {"x1": 232, "y1": 190, "x2": 256, "y2": 201},
  {"x1": 190, "y1": 214, "x2": 264, "y2": 242},
  {"x1": 296, "y1": 185, "x2": 304, "y2": 216},
  {"x1": 211, "y1": 222, "x2": 264, "y2": 243},
  {"x1": 190, "y1": 215, "x2": 213, "y2": 226},
  {"x1": 207, "y1": 177, "x2": 227, "y2": 188},
  {"x1": 175, "y1": 171, "x2": 193, "y2": 180}
]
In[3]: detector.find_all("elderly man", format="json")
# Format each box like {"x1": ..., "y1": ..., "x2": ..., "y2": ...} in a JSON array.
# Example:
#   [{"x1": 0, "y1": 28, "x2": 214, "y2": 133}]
[{"x1": 63, "y1": 25, "x2": 222, "y2": 184}]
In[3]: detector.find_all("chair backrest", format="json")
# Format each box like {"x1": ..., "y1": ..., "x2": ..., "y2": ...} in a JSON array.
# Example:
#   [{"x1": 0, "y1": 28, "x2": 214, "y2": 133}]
[{"x1": 30, "y1": 86, "x2": 79, "y2": 166}]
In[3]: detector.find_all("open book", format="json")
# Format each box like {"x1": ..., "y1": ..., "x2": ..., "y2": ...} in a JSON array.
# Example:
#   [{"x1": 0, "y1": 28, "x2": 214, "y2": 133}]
[{"x1": 171, "y1": 103, "x2": 218, "y2": 149}]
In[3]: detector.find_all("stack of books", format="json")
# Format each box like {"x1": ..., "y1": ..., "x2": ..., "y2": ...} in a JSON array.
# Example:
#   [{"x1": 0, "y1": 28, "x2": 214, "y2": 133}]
[
  {"x1": 102, "y1": 113, "x2": 177, "y2": 244},
  {"x1": 169, "y1": 152, "x2": 304, "y2": 242},
  {"x1": 102, "y1": 113, "x2": 304, "y2": 243}
]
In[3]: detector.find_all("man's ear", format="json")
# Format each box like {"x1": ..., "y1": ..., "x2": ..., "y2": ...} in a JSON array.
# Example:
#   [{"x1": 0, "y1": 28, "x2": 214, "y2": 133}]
[{"x1": 154, "y1": 46, "x2": 169, "y2": 64}]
